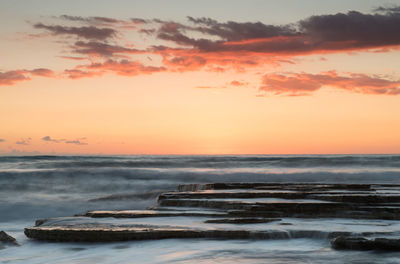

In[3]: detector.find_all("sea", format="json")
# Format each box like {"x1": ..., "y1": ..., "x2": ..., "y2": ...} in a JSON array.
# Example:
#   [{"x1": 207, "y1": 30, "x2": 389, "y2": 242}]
[{"x1": 1, "y1": 154, "x2": 400, "y2": 263}]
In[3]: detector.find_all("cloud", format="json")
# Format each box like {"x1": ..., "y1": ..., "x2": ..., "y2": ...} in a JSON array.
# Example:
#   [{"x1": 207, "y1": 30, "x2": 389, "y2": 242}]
[
  {"x1": 230, "y1": 80, "x2": 248, "y2": 86},
  {"x1": 259, "y1": 71, "x2": 400, "y2": 96},
  {"x1": 0, "y1": 70, "x2": 30, "y2": 86},
  {"x1": 137, "y1": 10, "x2": 400, "y2": 72},
  {"x1": 161, "y1": 10, "x2": 400, "y2": 55},
  {"x1": 33, "y1": 9, "x2": 400, "y2": 65},
  {"x1": 64, "y1": 59, "x2": 166, "y2": 79},
  {"x1": 33, "y1": 23, "x2": 117, "y2": 40},
  {"x1": 29, "y1": 68, "x2": 55, "y2": 77},
  {"x1": 72, "y1": 41, "x2": 141, "y2": 57},
  {"x1": 58, "y1": 56, "x2": 87, "y2": 61},
  {"x1": 0, "y1": 69, "x2": 54, "y2": 86},
  {"x1": 15, "y1": 138, "x2": 32, "y2": 145},
  {"x1": 79, "y1": 59, "x2": 166, "y2": 76},
  {"x1": 187, "y1": 16, "x2": 296, "y2": 42},
  {"x1": 374, "y1": 5, "x2": 400, "y2": 13},
  {"x1": 14, "y1": 9, "x2": 400, "y2": 92},
  {"x1": 139, "y1": 28, "x2": 156, "y2": 35},
  {"x1": 41, "y1": 136, "x2": 61, "y2": 143},
  {"x1": 162, "y1": 55, "x2": 207, "y2": 71},
  {"x1": 41, "y1": 136, "x2": 88, "y2": 145},
  {"x1": 0, "y1": 139, "x2": 5, "y2": 143},
  {"x1": 59, "y1": 15, "x2": 121, "y2": 24},
  {"x1": 64, "y1": 69, "x2": 103, "y2": 79},
  {"x1": 131, "y1": 18, "x2": 149, "y2": 24},
  {"x1": 65, "y1": 139, "x2": 88, "y2": 145},
  {"x1": 297, "y1": 11, "x2": 400, "y2": 51}
]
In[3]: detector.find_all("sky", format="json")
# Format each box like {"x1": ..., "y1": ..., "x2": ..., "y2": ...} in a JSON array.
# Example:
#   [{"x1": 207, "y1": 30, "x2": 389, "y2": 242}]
[{"x1": 1, "y1": 0, "x2": 400, "y2": 155}]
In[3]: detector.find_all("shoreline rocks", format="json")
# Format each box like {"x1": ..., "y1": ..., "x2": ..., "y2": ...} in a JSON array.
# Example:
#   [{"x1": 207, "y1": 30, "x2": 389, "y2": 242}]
[
  {"x1": 0, "y1": 231, "x2": 19, "y2": 246},
  {"x1": 24, "y1": 182, "x2": 400, "y2": 250},
  {"x1": 331, "y1": 236, "x2": 400, "y2": 251}
]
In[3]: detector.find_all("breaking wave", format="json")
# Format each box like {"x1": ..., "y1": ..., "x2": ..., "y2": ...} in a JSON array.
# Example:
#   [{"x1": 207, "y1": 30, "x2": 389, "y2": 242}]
[{"x1": 1, "y1": 155, "x2": 399, "y2": 221}]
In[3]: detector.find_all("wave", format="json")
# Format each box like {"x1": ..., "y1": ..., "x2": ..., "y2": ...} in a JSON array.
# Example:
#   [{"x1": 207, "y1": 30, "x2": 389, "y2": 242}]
[
  {"x1": 1, "y1": 155, "x2": 400, "y2": 170},
  {"x1": 1, "y1": 155, "x2": 399, "y2": 221},
  {"x1": 1, "y1": 168, "x2": 400, "y2": 194}
]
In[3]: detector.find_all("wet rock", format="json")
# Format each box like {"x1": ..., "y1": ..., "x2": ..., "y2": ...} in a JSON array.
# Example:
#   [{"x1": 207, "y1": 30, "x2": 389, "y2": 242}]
[
  {"x1": 310, "y1": 194, "x2": 400, "y2": 204},
  {"x1": 83, "y1": 210, "x2": 227, "y2": 218},
  {"x1": 35, "y1": 219, "x2": 48, "y2": 226},
  {"x1": 25, "y1": 224, "x2": 343, "y2": 242},
  {"x1": 24, "y1": 226, "x2": 289, "y2": 242},
  {"x1": 373, "y1": 238, "x2": 400, "y2": 250},
  {"x1": 158, "y1": 191, "x2": 308, "y2": 201},
  {"x1": 204, "y1": 218, "x2": 281, "y2": 224},
  {"x1": 25, "y1": 182, "x2": 400, "y2": 243},
  {"x1": 0, "y1": 231, "x2": 19, "y2": 246},
  {"x1": 331, "y1": 236, "x2": 400, "y2": 251},
  {"x1": 88, "y1": 191, "x2": 164, "y2": 202},
  {"x1": 227, "y1": 210, "x2": 282, "y2": 218},
  {"x1": 178, "y1": 183, "x2": 376, "y2": 192}
]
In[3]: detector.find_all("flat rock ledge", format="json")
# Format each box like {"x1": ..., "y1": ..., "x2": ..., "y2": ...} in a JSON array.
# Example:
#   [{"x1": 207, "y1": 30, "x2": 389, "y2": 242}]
[
  {"x1": 24, "y1": 225, "x2": 350, "y2": 242},
  {"x1": 204, "y1": 218, "x2": 281, "y2": 224},
  {"x1": 25, "y1": 182, "x2": 400, "y2": 250},
  {"x1": 331, "y1": 236, "x2": 400, "y2": 251}
]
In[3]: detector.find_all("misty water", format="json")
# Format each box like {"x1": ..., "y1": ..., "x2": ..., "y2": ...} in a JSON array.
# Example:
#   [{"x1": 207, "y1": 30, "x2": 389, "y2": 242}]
[{"x1": 1, "y1": 155, "x2": 400, "y2": 263}]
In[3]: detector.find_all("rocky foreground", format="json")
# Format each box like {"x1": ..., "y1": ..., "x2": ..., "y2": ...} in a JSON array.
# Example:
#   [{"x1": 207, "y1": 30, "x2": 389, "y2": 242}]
[{"x1": 25, "y1": 183, "x2": 400, "y2": 251}]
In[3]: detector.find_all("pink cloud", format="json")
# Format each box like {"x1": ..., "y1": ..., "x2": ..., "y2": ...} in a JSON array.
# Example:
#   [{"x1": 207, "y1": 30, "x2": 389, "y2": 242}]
[{"x1": 259, "y1": 71, "x2": 400, "y2": 96}]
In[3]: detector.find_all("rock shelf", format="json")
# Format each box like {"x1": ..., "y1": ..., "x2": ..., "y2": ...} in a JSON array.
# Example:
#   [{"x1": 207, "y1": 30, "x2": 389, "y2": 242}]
[
  {"x1": 331, "y1": 236, "x2": 400, "y2": 251},
  {"x1": 0, "y1": 231, "x2": 19, "y2": 246},
  {"x1": 25, "y1": 183, "x2": 400, "y2": 250}
]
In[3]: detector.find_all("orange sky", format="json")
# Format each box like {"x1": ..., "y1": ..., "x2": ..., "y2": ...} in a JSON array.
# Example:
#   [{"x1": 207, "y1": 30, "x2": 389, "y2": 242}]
[{"x1": 1, "y1": 1, "x2": 400, "y2": 155}]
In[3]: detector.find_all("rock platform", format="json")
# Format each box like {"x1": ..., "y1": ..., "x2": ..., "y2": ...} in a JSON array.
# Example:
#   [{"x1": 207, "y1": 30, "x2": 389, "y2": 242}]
[{"x1": 25, "y1": 183, "x2": 400, "y2": 250}]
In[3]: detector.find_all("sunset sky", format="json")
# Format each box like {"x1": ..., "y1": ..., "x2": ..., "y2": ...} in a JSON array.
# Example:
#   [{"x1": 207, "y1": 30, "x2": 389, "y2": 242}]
[{"x1": 1, "y1": 0, "x2": 400, "y2": 155}]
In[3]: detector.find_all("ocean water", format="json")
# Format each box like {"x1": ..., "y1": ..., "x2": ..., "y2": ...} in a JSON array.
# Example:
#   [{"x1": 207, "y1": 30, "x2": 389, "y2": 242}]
[{"x1": 1, "y1": 155, "x2": 400, "y2": 263}]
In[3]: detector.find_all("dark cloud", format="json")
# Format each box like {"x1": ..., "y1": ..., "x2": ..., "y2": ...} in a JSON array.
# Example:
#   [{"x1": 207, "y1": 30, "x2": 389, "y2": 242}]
[
  {"x1": 41, "y1": 136, "x2": 61, "y2": 143},
  {"x1": 131, "y1": 18, "x2": 149, "y2": 24},
  {"x1": 33, "y1": 23, "x2": 117, "y2": 40},
  {"x1": 259, "y1": 71, "x2": 400, "y2": 96},
  {"x1": 139, "y1": 28, "x2": 156, "y2": 35},
  {"x1": 29, "y1": 68, "x2": 55, "y2": 77},
  {"x1": 15, "y1": 138, "x2": 31, "y2": 145},
  {"x1": 60, "y1": 15, "x2": 120, "y2": 24},
  {"x1": 59, "y1": 15, "x2": 89, "y2": 22},
  {"x1": 187, "y1": 16, "x2": 296, "y2": 41},
  {"x1": 36, "y1": 9, "x2": 400, "y2": 63},
  {"x1": 298, "y1": 11, "x2": 400, "y2": 49},
  {"x1": 72, "y1": 41, "x2": 141, "y2": 57},
  {"x1": 153, "y1": 10, "x2": 400, "y2": 55},
  {"x1": 87, "y1": 17, "x2": 120, "y2": 24},
  {"x1": 163, "y1": 55, "x2": 207, "y2": 71},
  {"x1": 65, "y1": 139, "x2": 88, "y2": 145},
  {"x1": 374, "y1": 5, "x2": 400, "y2": 13},
  {"x1": 0, "y1": 139, "x2": 5, "y2": 143},
  {"x1": 58, "y1": 56, "x2": 87, "y2": 61},
  {"x1": 42, "y1": 136, "x2": 88, "y2": 145},
  {"x1": 64, "y1": 69, "x2": 102, "y2": 79}
]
